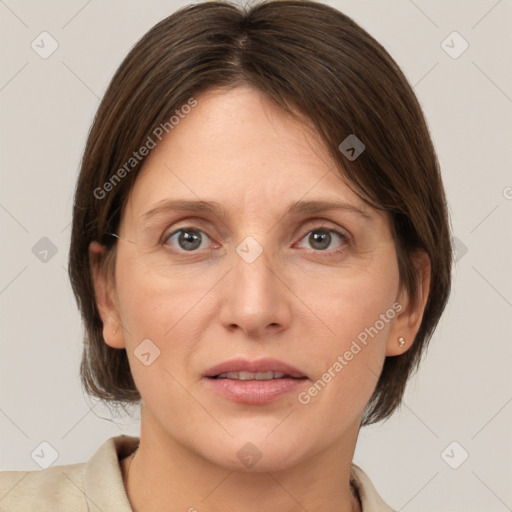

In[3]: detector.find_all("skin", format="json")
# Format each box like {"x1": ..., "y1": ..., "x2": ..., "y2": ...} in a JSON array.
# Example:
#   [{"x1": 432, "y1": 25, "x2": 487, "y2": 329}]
[{"x1": 90, "y1": 84, "x2": 430, "y2": 512}]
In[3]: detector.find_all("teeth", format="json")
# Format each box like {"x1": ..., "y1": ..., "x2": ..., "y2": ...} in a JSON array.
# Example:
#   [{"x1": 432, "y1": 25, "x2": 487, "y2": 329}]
[{"x1": 216, "y1": 371, "x2": 287, "y2": 380}]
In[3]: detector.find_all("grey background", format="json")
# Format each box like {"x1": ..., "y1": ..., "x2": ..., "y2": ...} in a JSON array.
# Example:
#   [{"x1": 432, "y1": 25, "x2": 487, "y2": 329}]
[{"x1": 1, "y1": 0, "x2": 511, "y2": 510}]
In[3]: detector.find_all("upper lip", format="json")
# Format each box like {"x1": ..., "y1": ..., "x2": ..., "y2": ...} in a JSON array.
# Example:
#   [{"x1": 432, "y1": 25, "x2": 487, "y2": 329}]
[{"x1": 203, "y1": 357, "x2": 307, "y2": 379}]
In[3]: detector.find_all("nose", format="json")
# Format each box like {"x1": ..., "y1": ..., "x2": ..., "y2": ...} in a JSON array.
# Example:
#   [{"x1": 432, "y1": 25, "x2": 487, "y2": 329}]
[{"x1": 219, "y1": 240, "x2": 292, "y2": 339}]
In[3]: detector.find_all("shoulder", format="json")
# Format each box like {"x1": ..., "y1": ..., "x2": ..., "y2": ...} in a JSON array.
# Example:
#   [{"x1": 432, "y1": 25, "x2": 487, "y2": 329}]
[
  {"x1": 351, "y1": 464, "x2": 396, "y2": 512},
  {"x1": 0, "y1": 435, "x2": 138, "y2": 512},
  {"x1": 0, "y1": 462, "x2": 86, "y2": 511}
]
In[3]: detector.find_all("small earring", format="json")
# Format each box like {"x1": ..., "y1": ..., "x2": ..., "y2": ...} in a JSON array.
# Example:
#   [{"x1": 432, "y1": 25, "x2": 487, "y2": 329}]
[
  {"x1": 113, "y1": 328, "x2": 118, "y2": 336},
  {"x1": 398, "y1": 337, "x2": 405, "y2": 348}
]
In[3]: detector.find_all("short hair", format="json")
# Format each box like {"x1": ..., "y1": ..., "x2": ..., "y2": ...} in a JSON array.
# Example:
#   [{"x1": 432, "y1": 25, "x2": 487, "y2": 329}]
[{"x1": 69, "y1": 0, "x2": 452, "y2": 425}]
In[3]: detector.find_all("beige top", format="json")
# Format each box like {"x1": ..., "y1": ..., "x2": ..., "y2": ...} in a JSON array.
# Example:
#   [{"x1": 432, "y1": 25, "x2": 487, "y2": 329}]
[{"x1": 0, "y1": 435, "x2": 395, "y2": 511}]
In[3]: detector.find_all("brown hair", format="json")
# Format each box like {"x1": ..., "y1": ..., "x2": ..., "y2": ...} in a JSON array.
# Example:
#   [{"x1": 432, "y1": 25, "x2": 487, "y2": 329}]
[{"x1": 69, "y1": 0, "x2": 452, "y2": 425}]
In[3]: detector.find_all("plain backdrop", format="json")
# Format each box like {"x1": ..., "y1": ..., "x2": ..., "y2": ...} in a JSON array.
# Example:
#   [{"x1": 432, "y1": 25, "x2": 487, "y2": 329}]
[{"x1": 1, "y1": 1, "x2": 511, "y2": 511}]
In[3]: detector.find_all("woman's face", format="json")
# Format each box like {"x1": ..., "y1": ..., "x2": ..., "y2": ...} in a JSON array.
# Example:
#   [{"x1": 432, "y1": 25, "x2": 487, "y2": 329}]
[{"x1": 95, "y1": 85, "x2": 419, "y2": 471}]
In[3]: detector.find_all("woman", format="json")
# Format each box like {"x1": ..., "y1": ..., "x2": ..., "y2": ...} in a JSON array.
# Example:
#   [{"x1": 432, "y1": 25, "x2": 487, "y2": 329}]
[{"x1": 0, "y1": 0, "x2": 451, "y2": 510}]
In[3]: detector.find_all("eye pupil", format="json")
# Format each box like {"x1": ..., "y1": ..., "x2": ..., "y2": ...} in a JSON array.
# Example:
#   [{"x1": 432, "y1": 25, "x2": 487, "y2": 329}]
[
  {"x1": 309, "y1": 230, "x2": 331, "y2": 250},
  {"x1": 178, "y1": 230, "x2": 202, "y2": 251}
]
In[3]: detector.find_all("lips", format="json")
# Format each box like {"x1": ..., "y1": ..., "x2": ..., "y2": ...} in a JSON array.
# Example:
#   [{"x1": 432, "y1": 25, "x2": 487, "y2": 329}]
[
  {"x1": 215, "y1": 371, "x2": 287, "y2": 380},
  {"x1": 203, "y1": 357, "x2": 309, "y2": 404},
  {"x1": 203, "y1": 357, "x2": 307, "y2": 380}
]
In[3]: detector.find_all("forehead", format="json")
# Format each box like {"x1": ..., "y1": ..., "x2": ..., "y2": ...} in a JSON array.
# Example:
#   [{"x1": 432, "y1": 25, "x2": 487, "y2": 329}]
[{"x1": 123, "y1": 85, "x2": 377, "y2": 225}]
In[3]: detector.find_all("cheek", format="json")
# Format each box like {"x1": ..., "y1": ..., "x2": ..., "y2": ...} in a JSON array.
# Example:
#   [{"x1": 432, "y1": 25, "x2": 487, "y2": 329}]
[
  {"x1": 113, "y1": 253, "x2": 221, "y2": 389},
  {"x1": 294, "y1": 254, "x2": 400, "y2": 409},
  {"x1": 112, "y1": 254, "x2": 186, "y2": 372},
  {"x1": 114, "y1": 249, "x2": 203, "y2": 339},
  {"x1": 299, "y1": 256, "x2": 399, "y2": 350}
]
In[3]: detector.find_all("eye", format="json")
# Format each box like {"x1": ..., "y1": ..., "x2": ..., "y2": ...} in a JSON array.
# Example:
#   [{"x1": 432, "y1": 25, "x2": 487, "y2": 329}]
[
  {"x1": 162, "y1": 224, "x2": 349, "y2": 255},
  {"x1": 164, "y1": 227, "x2": 213, "y2": 252},
  {"x1": 296, "y1": 227, "x2": 348, "y2": 253}
]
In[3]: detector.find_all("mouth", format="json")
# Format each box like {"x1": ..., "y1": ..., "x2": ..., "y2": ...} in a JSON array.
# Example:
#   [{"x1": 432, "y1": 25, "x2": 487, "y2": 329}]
[
  {"x1": 211, "y1": 371, "x2": 304, "y2": 380},
  {"x1": 203, "y1": 358, "x2": 308, "y2": 404},
  {"x1": 203, "y1": 357, "x2": 308, "y2": 380}
]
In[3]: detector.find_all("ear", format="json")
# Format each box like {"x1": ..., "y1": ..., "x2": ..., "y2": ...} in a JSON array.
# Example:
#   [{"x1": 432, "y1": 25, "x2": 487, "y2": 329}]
[
  {"x1": 89, "y1": 241, "x2": 126, "y2": 349},
  {"x1": 386, "y1": 250, "x2": 431, "y2": 356}
]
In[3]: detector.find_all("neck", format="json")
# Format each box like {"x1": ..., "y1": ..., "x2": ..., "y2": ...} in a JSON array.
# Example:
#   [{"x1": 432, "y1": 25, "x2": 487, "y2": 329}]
[{"x1": 124, "y1": 408, "x2": 362, "y2": 512}]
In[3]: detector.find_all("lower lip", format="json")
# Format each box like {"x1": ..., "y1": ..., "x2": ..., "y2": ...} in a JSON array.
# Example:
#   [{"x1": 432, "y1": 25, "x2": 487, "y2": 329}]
[{"x1": 203, "y1": 377, "x2": 308, "y2": 404}]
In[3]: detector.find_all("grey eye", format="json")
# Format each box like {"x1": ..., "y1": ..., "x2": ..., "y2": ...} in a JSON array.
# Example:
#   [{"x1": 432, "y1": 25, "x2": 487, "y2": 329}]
[
  {"x1": 308, "y1": 230, "x2": 332, "y2": 250},
  {"x1": 165, "y1": 228, "x2": 210, "y2": 251},
  {"x1": 299, "y1": 228, "x2": 347, "y2": 252}
]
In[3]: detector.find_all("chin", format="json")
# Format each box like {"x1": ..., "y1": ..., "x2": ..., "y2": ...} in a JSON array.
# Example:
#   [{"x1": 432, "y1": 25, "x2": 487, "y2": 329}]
[{"x1": 198, "y1": 428, "x2": 313, "y2": 473}]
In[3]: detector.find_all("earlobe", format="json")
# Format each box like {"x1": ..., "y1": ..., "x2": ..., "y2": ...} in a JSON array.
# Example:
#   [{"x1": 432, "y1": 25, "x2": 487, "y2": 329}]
[
  {"x1": 386, "y1": 251, "x2": 431, "y2": 356},
  {"x1": 89, "y1": 241, "x2": 126, "y2": 349}
]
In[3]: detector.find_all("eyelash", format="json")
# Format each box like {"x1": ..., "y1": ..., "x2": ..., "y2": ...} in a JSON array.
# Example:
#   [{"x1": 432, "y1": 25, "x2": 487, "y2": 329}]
[{"x1": 162, "y1": 223, "x2": 350, "y2": 257}]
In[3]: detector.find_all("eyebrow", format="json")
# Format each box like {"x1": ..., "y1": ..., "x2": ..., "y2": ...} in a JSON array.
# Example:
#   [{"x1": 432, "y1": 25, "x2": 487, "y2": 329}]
[{"x1": 142, "y1": 198, "x2": 373, "y2": 222}]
